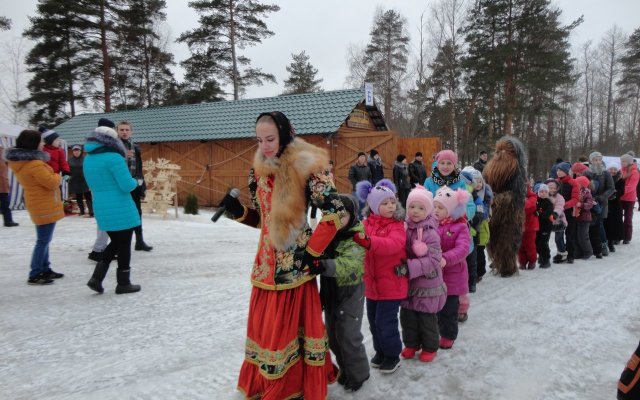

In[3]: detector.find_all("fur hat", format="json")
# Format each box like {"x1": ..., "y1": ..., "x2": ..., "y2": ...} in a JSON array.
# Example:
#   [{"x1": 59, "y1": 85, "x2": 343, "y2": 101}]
[
  {"x1": 40, "y1": 129, "x2": 59, "y2": 146},
  {"x1": 575, "y1": 176, "x2": 590, "y2": 188},
  {"x1": 557, "y1": 162, "x2": 571, "y2": 174},
  {"x1": 588, "y1": 151, "x2": 603, "y2": 163},
  {"x1": 571, "y1": 162, "x2": 589, "y2": 175},
  {"x1": 434, "y1": 186, "x2": 469, "y2": 219},
  {"x1": 534, "y1": 183, "x2": 549, "y2": 194},
  {"x1": 436, "y1": 149, "x2": 458, "y2": 165},
  {"x1": 621, "y1": 154, "x2": 634, "y2": 165},
  {"x1": 406, "y1": 185, "x2": 434, "y2": 217},
  {"x1": 356, "y1": 179, "x2": 397, "y2": 216},
  {"x1": 98, "y1": 118, "x2": 116, "y2": 128},
  {"x1": 94, "y1": 126, "x2": 118, "y2": 139}
]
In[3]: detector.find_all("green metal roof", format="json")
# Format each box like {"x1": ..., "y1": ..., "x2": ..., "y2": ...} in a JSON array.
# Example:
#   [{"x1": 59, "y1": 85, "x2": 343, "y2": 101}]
[{"x1": 54, "y1": 89, "x2": 367, "y2": 145}]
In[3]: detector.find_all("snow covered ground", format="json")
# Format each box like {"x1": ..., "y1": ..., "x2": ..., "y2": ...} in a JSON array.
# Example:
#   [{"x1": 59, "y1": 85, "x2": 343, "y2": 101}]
[{"x1": 1, "y1": 208, "x2": 639, "y2": 400}]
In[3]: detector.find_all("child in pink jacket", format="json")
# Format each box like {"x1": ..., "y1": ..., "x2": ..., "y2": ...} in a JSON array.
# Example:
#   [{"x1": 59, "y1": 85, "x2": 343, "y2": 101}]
[
  {"x1": 400, "y1": 185, "x2": 445, "y2": 363},
  {"x1": 433, "y1": 186, "x2": 471, "y2": 350},
  {"x1": 354, "y1": 179, "x2": 407, "y2": 374}
]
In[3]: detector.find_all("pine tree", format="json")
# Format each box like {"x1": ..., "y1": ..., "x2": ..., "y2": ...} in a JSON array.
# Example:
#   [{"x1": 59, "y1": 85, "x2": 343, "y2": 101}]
[
  {"x1": 21, "y1": 0, "x2": 97, "y2": 125},
  {"x1": 111, "y1": 0, "x2": 175, "y2": 109},
  {"x1": 283, "y1": 51, "x2": 322, "y2": 94},
  {"x1": 0, "y1": 16, "x2": 11, "y2": 30},
  {"x1": 364, "y1": 9, "x2": 410, "y2": 123},
  {"x1": 178, "y1": 0, "x2": 280, "y2": 100},
  {"x1": 618, "y1": 26, "x2": 640, "y2": 152}
]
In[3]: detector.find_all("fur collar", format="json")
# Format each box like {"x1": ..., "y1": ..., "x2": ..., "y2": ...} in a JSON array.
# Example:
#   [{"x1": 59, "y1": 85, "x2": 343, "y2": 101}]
[
  {"x1": 85, "y1": 129, "x2": 127, "y2": 157},
  {"x1": 253, "y1": 137, "x2": 329, "y2": 251},
  {"x1": 4, "y1": 148, "x2": 50, "y2": 162}
]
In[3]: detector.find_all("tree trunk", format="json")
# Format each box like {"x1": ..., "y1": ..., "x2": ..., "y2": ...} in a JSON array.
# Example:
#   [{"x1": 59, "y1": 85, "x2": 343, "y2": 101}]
[
  {"x1": 100, "y1": 0, "x2": 111, "y2": 112},
  {"x1": 228, "y1": 0, "x2": 239, "y2": 100}
]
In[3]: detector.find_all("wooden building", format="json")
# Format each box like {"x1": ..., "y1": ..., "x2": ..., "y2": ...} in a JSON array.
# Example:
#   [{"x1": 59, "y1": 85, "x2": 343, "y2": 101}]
[{"x1": 56, "y1": 89, "x2": 440, "y2": 207}]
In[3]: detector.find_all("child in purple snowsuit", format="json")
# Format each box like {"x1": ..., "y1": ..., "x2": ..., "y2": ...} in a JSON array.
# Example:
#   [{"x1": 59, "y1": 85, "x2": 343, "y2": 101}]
[{"x1": 400, "y1": 185, "x2": 446, "y2": 363}]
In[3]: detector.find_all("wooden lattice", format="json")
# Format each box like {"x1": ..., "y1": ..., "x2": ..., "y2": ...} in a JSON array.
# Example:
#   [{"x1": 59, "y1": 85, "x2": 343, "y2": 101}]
[{"x1": 141, "y1": 158, "x2": 182, "y2": 218}]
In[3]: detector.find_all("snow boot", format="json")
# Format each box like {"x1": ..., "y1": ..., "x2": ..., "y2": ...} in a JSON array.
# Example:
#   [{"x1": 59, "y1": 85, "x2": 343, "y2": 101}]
[
  {"x1": 379, "y1": 357, "x2": 400, "y2": 374},
  {"x1": 87, "y1": 261, "x2": 109, "y2": 293},
  {"x1": 370, "y1": 353, "x2": 384, "y2": 368},
  {"x1": 527, "y1": 262, "x2": 536, "y2": 270},
  {"x1": 608, "y1": 241, "x2": 616, "y2": 253},
  {"x1": 344, "y1": 375, "x2": 369, "y2": 392},
  {"x1": 419, "y1": 351, "x2": 437, "y2": 363},
  {"x1": 601, "y1": 242, "x2": 609, "y2": 256},
  {"x1": 458, "y1": 313, "x2": 468, "y2": 322},
  {"x1": 553, "y1": 251, "x2": 568, "y2": 263},
  {"x1": 401, "y1": 347, "x2": 419, "y2": 359},
  {"x1": 539, "y1": 258, "x2": 551, "y2": 269},
  {"x1": 115, "y1": 269, "x2": 141, "y2": 294},
  {"x1": 88, "y1": 251, "x2": 103, "y2": 262},
  {"x1": 439, "y1": 337, "x2": 455, "y2": 349}
]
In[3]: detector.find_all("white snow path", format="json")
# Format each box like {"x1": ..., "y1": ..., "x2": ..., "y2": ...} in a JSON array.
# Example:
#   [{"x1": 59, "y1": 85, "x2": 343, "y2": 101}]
[{"x1": 1, "y1": 209, "x2": 639, "y2": 400}]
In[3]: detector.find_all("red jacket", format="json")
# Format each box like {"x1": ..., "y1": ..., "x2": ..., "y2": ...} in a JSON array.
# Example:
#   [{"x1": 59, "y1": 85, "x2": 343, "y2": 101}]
[
  {"x1": 621, "y1": 166, "x2": 639, "y2": 202},
  {"x1": 558, "y1": 175, "x2": 579, "y2": 209},
  {"x1": 524, "y1": 189, "x2": 539, "y2": 232},
  {"x1": 43, "y1": 145, "x2": 70, "y2": 174},
  {"x1": 363, "y1": 213, "x2": 408, "y2": 300}
]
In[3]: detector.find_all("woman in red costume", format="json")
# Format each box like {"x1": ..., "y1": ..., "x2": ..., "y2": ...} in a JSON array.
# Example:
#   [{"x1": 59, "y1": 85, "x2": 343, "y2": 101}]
[{"x1": 220, "y1": 111, "x2": 339, "y2": 399}]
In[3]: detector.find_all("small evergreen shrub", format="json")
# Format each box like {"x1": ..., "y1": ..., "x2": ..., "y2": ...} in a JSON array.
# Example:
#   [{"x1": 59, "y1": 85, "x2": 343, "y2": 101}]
[{"x1": 184, "y1": 193, "x2": 199, "y2": 215}]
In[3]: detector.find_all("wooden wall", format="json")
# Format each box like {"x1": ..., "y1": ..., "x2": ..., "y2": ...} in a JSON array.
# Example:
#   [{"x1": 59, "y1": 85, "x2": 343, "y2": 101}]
[
  {"x1": 397, "y1": 137, "x2": 442, "y2": 165},
  {"x1": 139, "y1": 131, "x2": 438, "y2": 207}
]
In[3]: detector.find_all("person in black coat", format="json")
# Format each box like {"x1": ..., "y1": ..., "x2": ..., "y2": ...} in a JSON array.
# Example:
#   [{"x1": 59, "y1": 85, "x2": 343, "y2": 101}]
[
  {"x1": 68, "y1": 145, "x2": 93, "y2": 217},
  {"x1": 472, "y1": 151, "x2": 488, "y2": 173},
  {"x1": 368, "y1": 149, "x2": 384, "y2": 184},
  {"x1": 534, "y1": 183, "x2": 555, "y2": 268},
  {"x1": 605, "y1": 165, "x2": 625, "y2": 252},
  {"x1": 408, "y1": 152, "x2": 427, "y2": 188}
]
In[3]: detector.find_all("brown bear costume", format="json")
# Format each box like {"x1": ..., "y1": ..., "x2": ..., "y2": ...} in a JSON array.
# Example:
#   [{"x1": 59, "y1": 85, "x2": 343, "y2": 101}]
[{"x1": 482, "y1": 136, "x2": 527, "y2": 277}]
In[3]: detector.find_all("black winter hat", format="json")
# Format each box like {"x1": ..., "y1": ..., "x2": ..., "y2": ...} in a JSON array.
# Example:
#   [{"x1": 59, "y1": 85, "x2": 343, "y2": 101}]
[
  {"x1": 98, "y1": 118, "x2": 116, "y2": 128},
  {"x1": 16, "y1": 129, "x2": 43, "y2": 150},
  {"x1": 370, "y1": 149, "x2": 379, "y2": 157},
  {"x1": 256, "y1": 111, "x2": 295, "y2": 157},
  {"x1": 41, "y1": 129, "x2": 60, "y2": 146}
]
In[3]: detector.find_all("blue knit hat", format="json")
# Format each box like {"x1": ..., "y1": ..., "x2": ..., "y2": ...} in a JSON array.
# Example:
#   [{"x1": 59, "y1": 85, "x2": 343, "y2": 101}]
[{"x1": 557, "y1": 162, "x2": 571, "y2": 174}]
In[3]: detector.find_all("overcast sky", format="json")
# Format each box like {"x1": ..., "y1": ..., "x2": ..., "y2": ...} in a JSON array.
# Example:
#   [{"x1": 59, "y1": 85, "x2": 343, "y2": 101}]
[{"x1": 1, "y1": 0, "x2": 639, "y2": 102}]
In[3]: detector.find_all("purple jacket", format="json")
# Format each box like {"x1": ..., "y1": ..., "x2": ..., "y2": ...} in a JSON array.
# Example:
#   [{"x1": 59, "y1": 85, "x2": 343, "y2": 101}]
[
  {"x1": 437, "y1": 218, "x2": 471, "y2": 296},
  {"x1": 401, "y1": 215, "x2": 447, "y2": 314}
]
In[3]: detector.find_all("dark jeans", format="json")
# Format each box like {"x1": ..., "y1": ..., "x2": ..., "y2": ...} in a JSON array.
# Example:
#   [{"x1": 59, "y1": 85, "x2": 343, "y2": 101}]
[
  {"x1": 589, "y1": 214, "x2": 602, "y2": 256},
  {"x1": 74, "y1": 191, "x2": 93, "y2": 215},
  {"x1": 366, "y1": 298, "x2": 402, "y2": 359},
  {"x1": 536, "y1": 230, "x2": 551, "y2": 260},
  {"x1": 554, "y1": 228, "x2": 566, "y2": 253},
  {"x1": 621, "y1": 201, "x2": 635, "y2": 241},
  {"x1": 466, "y1": 237, "x2": 478, "y2": 287},
  {"x1": 437, "y1": 295, "x2": 460, "y2": 341},
  {"x1": 1, "y1": 192, "x2": 14, "y2": 225},
  {"x1": 131, "y1": 187, "x2": 146, "y2": 244},
  {"x1": 30, "y1": 223, "x2": 56, "y2": 278},
  {"x1": 400, "y1": 308, "x2": 439, "y2": 353},
  {"x1": 575, "y1": 221, "x2": 593, "y2": 259},
  {"x1": 103, "y1": 228, "x2": 134, "y2": 270}
]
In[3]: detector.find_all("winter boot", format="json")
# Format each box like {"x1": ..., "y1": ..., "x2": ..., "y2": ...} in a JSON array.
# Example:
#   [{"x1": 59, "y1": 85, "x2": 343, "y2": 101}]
[
  {"x1": 401, "y1": 347, "x2": 419, "y2": 359},
  {"x1": 419, "y1": 351, "x2": 437, "y2": 363},
  {"x1": 378, "y1": 357, "x2": 400, "y2": 374},
  {"x1": 115, "y1": 269, "x2": 141, "y2": 294},
  {"x1": 87, "y1": 261, "x2": 110, "y2": 293},
  {"x1": 458, "y1": 313, "x2": 468, "y2": 322},
  {"x1": 370, "y1": 353, "x2": 384, "y2": 368},
  {"x1": 439, "y1": 337, "x2": 455, "y2": 349},
  {"x1": 88, "y1": 251, "x2": 103, "y2": 262},
  {"x1": 553, "y1": 252, "x2": 568, "y2": 264},
  {"x1": 134, "y1": 227, "x2": 153, "y2": 251},
  {"x1": 539, "y1": 258, "x2": 551, "y2": 268},
  {"x1": 601, "y1": 242, "x2": 609, "y2": 257},
  {"x1": 527, "y1": 262, "x2": 536, "y2": 270},
  {"x1": 608, "y1": 241, "x2": 616, "y2": 253}
]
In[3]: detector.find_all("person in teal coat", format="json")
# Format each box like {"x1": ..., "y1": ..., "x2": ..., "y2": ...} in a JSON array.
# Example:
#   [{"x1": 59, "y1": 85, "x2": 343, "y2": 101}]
[
  {"x1": 83, "y1": 124, "x2": 142, "y2": 295},
  {"x1": 424, "y1": 150, "x2": 476, "y2": 221}
]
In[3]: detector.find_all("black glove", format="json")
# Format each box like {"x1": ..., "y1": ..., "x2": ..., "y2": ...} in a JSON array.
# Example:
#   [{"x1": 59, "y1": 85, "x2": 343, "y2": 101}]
[
  {"x1": 302, "y1": 250, "x2": 325, "y2": 275},
  {"x1": 470, "y1": 211, "x2": 483, "y2": 228},
  {"x1": 221, "y1": 192, "x2": 244, "y2": 218}
]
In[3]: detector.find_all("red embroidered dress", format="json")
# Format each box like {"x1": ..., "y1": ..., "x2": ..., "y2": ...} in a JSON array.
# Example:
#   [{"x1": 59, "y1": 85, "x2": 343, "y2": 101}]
[{"x1": 237, "y1": 170, "x2": 338, "y2": 400}]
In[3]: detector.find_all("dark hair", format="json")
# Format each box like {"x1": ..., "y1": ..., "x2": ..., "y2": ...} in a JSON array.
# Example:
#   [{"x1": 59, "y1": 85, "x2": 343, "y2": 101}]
[
  {"x1": 329, "y1": 160, "x2": 334, "y2": 165},
  {"x1": 369, "y1": 149, "x2": 378, "y2": 157},
  {"x1": 357, "y1": 151, "x2": 366, "y2": 157},
  {"x1": 555, "y1": 158, "x2": 563, "y2": 164},
  {"x1": 415, "y1": 151, "x2": 423, "y2": 157},
  {"x1": 578, "y1": 155, "x2": 588, "y2": 162},
  {"x1": 16, "y1": 130, "x2": 42, "y2": 150},
  {"x1": 479, "y1": 150, "x2": 487, "y2": 156},
  {"x1": 396, "y1": 154, "x2": 406, "y2": 163}
]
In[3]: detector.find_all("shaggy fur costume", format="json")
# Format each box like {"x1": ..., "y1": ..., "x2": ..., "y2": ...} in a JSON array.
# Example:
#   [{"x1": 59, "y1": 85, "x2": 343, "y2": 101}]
[
  {"x1": 483, "y1": 136, "x2": 527, "y2": 277},
  {"x1": 253, "y1": 137, "x2": 329, "y2": 251}
]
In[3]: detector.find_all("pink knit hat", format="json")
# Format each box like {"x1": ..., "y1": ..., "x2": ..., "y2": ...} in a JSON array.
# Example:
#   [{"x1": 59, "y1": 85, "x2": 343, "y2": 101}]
[
  {"x1": 406, "y1": 185, "x2": 434, "y2": 217},
  {"x1": 571, "y1": 162, "x2": 589, "y2": 176},
  {"x1": 575, "y1": 175, "x2": 590, "y2": 188},
  {"x1": 436, "y1": 149, "x2": 458, "y2": 165},
  {"x1": 434, "y1": 186, "x2": 469, "y2": 219}
]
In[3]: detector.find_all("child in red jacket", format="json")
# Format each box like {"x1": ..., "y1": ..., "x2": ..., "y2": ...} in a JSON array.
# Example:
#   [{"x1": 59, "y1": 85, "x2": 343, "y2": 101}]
[
  {"x1": 39, "y1": 128, "x2": 70, "y2": 176},
  {"x1": 354, "y1": 178, "x2": 407, "y2": 374},
  {"x1": 519, "y1": 184, "x2": 539, "y2": 270}
]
